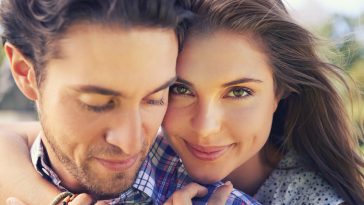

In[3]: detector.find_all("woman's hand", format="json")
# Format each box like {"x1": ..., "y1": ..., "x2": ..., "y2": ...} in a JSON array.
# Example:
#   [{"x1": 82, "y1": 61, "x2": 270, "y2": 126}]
[{"x1": 163, "y1": 181, "x2": 233, "y2": 205}]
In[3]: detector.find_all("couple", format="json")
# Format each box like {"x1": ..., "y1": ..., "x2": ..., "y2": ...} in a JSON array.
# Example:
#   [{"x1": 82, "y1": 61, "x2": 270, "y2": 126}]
[{"x1": 1, "y1": 0, "x2": 364, "y2": 204}]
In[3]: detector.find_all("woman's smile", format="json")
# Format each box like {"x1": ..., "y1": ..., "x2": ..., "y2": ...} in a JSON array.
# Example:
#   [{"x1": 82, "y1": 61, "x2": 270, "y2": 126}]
[{"x1": 183, "y1": 139, "x2": 234, "y2": 161}]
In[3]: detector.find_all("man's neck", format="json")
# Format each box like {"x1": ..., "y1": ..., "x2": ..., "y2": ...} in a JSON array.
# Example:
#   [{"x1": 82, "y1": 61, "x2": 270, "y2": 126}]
[{"x1": 39, "y1": 133, "x2": 85, "y2": 193}]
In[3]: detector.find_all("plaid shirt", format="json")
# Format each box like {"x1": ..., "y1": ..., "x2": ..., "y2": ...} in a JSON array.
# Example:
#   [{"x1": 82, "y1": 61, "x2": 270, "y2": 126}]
[{"x1": 31, "y1": 133, "x2": 260, "y2": 205}]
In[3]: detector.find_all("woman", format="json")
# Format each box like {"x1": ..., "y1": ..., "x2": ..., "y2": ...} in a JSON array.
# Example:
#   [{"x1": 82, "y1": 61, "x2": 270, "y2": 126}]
[
  {"x1": 1, "y1": 0, "x2": 364, "y2": 204},
  {"x1": 163, "y1": 0, "x2": 364, "y2": 204}
]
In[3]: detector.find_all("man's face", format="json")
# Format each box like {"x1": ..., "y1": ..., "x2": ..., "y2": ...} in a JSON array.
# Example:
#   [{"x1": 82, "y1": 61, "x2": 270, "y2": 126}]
[{"x1": 36, "y1": 24, "x2": 177, "y2": 198}]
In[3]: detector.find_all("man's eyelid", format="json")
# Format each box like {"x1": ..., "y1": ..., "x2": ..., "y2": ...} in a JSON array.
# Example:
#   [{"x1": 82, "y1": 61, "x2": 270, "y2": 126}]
[
  {"x1": 78, "y1": 99, "x2": 116, "y2": 113},
  {"x1": 83, "y1": 98, "x2": 116, "y2": 107},
  {"x1": 78, "y1": 93, "x2": 116, "y2": 105}
]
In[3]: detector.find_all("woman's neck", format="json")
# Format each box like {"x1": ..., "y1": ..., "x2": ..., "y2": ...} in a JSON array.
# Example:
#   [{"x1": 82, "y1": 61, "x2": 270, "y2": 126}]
[{"x1": 224, "y1": 145, "x2": 282, "y2": 195}]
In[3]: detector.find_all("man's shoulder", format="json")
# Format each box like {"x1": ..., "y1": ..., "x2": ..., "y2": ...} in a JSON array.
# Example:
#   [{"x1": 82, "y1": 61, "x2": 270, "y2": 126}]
[
  {"x1": 142, "y1": 133, "x2": 188, "y2": 203},
  {"x1": 149, "y1": 134, "x2": 180, "y2": 167}
]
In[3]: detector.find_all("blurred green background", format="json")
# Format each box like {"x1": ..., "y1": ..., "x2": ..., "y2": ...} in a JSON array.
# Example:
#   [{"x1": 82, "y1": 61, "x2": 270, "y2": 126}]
[{"x1": 288, "y1": 0, "x2": 364, "y2": 151}]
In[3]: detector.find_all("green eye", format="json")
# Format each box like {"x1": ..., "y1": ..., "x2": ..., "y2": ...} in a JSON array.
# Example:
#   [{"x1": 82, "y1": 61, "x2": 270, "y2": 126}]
[
  {"x1": 170, "y1": 84, "x2": 192, "y2": 96},
  {"x1": 176, "y1": 86, "x2": 188, "y2": 94},
  {"x1": 226, "y1": 87, "x2": 253, "y2": 98},
  {"x1": 233, "y1": 88, "x2": 247, "y2": 97}
]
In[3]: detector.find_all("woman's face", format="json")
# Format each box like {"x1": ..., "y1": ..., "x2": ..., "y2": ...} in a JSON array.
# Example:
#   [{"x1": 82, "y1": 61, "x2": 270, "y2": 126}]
[{"x1": 163, "y1": 30, "x2": 280, "y2": 183}]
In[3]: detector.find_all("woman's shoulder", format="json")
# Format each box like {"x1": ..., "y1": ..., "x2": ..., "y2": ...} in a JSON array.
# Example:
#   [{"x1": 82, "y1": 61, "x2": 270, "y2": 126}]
[{"x1": 255, "y1": 150, "x2": 344, "y2": 205}]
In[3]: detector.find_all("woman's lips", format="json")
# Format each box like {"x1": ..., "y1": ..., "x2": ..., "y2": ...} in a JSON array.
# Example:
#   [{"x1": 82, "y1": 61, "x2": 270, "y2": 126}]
[
  {"x1": 184, "y1": 140, "x2": 232, "y2": 161},
  {"x1": 95, "y1": 155, "x2": 138, "y2": 171}
]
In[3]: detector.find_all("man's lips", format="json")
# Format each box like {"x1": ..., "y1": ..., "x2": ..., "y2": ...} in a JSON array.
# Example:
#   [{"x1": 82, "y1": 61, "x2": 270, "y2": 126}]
[
  {"x1": 184, "y1": 140, "x2": 233, "y2": 161},
  {"x1": 95, "y1": 155, "x2": 139, "y2": 171}
]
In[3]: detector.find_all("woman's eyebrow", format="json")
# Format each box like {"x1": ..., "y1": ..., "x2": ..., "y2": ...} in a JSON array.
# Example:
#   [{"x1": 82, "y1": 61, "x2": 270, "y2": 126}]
[
  {"x1": 222, "y1": 78, "x2": 263, "y2": 87},
  {"x1": 175, "y1": 77, "x2": 193, "y2": 87}
]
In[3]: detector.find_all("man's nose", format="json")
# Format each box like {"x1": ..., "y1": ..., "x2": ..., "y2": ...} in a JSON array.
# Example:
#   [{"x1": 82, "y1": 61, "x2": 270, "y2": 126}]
[{"x1": 105, "y1": 108, "x2": 143, "y2": 155}]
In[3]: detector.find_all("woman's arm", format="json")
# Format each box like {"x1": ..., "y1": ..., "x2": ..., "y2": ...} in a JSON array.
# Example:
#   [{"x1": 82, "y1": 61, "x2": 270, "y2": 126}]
[
  {"x1": 0, "y1": 121, "x2": 60, "y2": 205},
  {"x1": 0, "y1": 121, "x2": 41, "y2": 148}
]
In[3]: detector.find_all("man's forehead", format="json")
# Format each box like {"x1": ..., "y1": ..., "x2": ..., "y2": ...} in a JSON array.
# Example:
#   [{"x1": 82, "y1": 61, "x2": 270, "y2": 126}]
[
  {"x1": 42, "y1": 23, "x2": 177, "y2": 99},
  {"x1": 50, "y1": 23, "x2": 178, "y2": 60}
]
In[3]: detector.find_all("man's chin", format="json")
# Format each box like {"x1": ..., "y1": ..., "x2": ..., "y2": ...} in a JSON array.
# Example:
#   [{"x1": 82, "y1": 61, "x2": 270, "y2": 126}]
[
  {"x1": 86, "y1": 179, "x2": 134, "y2": 200},
  {"x1": 84, "y1": 164, "x2": 141, "y2": 199}
]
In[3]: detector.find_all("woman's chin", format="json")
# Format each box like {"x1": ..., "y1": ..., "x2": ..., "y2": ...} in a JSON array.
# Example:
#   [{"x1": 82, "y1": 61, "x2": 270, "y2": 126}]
[{"x1": 188, "y1": 169, "x2": 225, "y2": 185}]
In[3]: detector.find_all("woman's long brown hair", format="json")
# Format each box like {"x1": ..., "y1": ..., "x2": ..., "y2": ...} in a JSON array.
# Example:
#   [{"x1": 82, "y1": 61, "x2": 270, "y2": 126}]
[{"x1": 187, "y1": 0, "x2": 364, "y2": 204}]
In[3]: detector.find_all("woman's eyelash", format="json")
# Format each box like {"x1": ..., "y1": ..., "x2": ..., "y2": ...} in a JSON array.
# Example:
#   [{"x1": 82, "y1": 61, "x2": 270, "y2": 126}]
[{"x1": 169, "y1": 83, "x2": 193, "y2": 96}]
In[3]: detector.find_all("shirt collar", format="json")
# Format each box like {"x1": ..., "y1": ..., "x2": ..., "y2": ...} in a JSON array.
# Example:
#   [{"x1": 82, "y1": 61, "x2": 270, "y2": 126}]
[{"x1": 30, "y1": 134, "x2": 157, "y2": 203}]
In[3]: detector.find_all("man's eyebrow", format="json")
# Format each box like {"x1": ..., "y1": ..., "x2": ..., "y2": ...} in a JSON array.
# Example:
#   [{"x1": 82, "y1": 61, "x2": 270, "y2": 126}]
[
  {"x1": 149, "y1": 76, "x2": 177, "y2": 94},
  {"x1": 74, "y1": 86, "x2": 122, "y2": 96},
  {"x1": 222, "y1": 78, "x2": 263, "y2": 87}
]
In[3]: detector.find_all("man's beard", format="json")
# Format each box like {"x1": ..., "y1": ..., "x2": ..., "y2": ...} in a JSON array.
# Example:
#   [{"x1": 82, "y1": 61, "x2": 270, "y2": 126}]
[{"x1": 39, "y1": 113, "x2": 148, "y2": 199}]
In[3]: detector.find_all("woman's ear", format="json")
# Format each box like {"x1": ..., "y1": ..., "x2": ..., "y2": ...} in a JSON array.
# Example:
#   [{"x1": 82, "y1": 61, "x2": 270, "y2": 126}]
[
  {"x1": 273, "y1": 89, "x2": 291, "y2": 112},
  {"x1": 4, "y1": 42, "x2": 39, "y2": 101}
]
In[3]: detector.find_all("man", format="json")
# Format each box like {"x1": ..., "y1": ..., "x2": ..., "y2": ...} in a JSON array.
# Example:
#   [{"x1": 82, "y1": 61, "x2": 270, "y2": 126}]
[
  {"x1": 0, "y1": 0, "x2": 258, "y2": 204},
  {"x1": 0, "y1": 0, "x2": 189, "y2": 204}
]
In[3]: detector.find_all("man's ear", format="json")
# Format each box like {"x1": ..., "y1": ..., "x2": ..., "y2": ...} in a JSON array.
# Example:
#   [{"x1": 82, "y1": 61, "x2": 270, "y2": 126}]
[{"x1": 4, "y1": 42, "x2": 39, "y2": 101}]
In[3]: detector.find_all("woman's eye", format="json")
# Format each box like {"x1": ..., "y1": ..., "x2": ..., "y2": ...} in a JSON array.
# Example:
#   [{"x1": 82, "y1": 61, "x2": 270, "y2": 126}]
[
  {"x1": 170, "y1": 84, "x2": 193, "y2": 96},
  {"x1": 226, "y1": 87, "x2": 253, "y2": 98}
]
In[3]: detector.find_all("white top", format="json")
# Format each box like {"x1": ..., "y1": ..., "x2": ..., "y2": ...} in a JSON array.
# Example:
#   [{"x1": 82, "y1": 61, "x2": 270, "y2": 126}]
[{"x1": 255, "y1": 150, "x2": 345, "y2": 205}]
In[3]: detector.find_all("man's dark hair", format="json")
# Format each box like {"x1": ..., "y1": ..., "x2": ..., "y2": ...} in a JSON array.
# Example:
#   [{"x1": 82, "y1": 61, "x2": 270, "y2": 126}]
[{"x1": 0, "y1": 0, "x2": 192, "y2": 85}]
